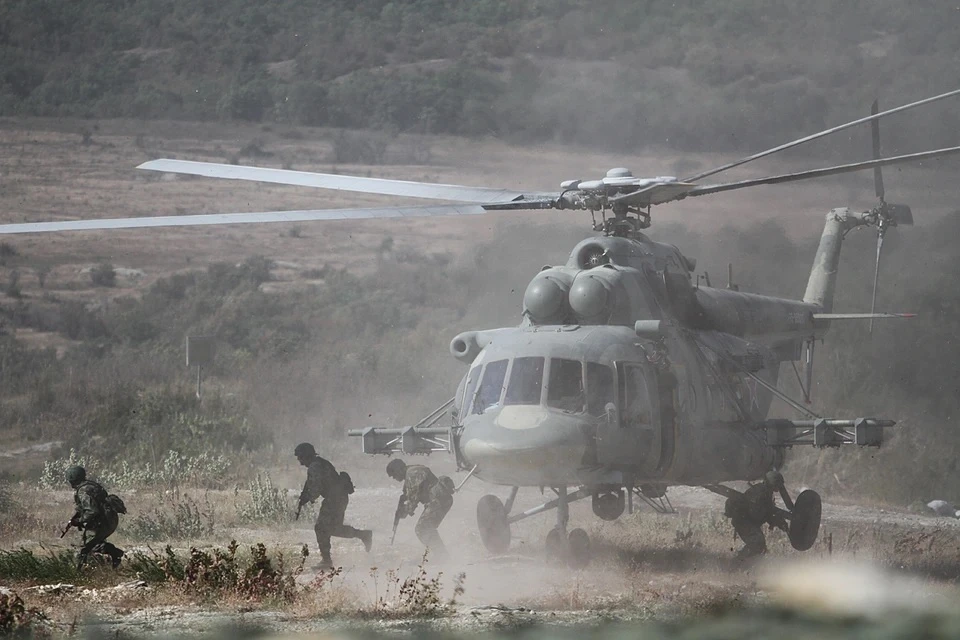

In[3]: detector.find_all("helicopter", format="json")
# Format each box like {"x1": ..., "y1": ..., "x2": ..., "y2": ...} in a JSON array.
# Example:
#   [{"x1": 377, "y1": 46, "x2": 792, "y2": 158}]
[{"x1": 3, "y1": 89, "x2": 960, "y2": 567}]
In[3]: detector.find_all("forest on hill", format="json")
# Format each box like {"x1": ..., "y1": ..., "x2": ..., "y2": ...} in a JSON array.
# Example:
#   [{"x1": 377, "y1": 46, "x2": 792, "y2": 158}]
[{"x1": 2, "y1": 0, "x2": 960, "y2": 153}]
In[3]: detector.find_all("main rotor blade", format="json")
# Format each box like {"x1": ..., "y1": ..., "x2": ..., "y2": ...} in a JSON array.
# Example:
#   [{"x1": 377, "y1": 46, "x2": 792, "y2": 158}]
[
  {"x1": 685, "y1": 146, "x2": 960, "y2": 199},
  {"x1": 684, "y1": 88, "x2": 960, "y2": 182},
  {"x1": 0, "y1": 203, "x2": 495, "y2": 234},
  {"x1": 138, "y1": 159, "x2": 526, "y2": 204},
  {"x1": 871, "y1": 100, "x2": 885, "y2": 200}
]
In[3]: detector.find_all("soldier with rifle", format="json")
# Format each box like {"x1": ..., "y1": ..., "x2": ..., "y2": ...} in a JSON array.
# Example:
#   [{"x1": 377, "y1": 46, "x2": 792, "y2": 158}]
[
  {"x1": 723, "y1": 470, "x2": 792, "y2": 559},
  {"x1": 295, "y1": 443, "x2": 372, "y2": 569},
  {"x1": 64, "y1": 466, "x2": 125, "y2": 569},
  {"x1": 386, "y1": 459, "x2": 454, "y2": 561}
]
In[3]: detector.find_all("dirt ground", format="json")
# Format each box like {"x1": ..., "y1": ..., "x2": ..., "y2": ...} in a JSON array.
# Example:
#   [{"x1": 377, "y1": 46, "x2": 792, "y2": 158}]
[{"x1": 6, "y1": 459, "x2": 960, "y2": 637}]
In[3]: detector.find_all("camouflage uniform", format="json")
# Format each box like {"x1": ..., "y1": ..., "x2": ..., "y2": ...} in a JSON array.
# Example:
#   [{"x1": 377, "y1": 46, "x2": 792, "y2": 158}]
[
  {"x1": 73, "y1": 480, "x2": 123, "y2": 568},
  {"x1": 724, "y1": 479, "x2": 788, "y2": 559},
  {"x1": 402, "y1": 465, "x2": 453, "y2": 561},
  {"x1": 299, "y1": 455, "x2": 370, "y2": 566}
]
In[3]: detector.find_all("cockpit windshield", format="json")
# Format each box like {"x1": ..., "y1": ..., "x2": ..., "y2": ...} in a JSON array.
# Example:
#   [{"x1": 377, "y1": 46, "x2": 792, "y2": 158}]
[
  {"x1": 473, "y1": 359, "x2": 508, "y2": 414},
  {"x1": 547, "y1": 358, "x2": 584, "y2": 413},
  {"x1": 504, "y1": 356, "x2": 545, "y2": 405}
]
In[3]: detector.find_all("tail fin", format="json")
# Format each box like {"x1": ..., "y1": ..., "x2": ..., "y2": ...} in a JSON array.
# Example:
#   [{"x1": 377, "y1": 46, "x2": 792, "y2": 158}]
[{"x1": 803, "y1": 209, "x2": 872, "y2": 311}]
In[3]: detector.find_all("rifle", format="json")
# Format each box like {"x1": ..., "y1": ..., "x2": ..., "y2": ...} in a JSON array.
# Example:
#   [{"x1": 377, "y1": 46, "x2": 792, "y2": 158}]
[
  {"x1": 391, "y1": 495, "x2": 407, "y2": 545},
  {"x1": 60, "y1": 517, "x2": 79, "y2": 538},
  {"x1": 295, "y1": 502, "x2": 303, "y2": 521}
]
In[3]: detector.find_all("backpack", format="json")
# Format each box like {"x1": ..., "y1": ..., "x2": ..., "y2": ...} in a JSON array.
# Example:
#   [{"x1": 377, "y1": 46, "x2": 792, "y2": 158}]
[
  {"x1": 106, "y1": 494, "x2": 127, "y2": 515},
  {"x1": 339, "y1": 471, "x2": 355, "y2": 495}
]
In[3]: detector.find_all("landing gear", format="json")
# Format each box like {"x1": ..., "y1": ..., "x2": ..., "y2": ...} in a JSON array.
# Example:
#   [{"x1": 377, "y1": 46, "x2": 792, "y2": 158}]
[
  {"x1": 788, "y1": 489, "x2": 822, "y2": 551},
  {"x1": 477, "y1": 494, "x2": 511, "y2": 554},
  {"x1": 474, "y1": 485, "x2": 594, "y2": 568},
  {"x1": 707, "y1": 480, "x2": 823, "y2": 556}
]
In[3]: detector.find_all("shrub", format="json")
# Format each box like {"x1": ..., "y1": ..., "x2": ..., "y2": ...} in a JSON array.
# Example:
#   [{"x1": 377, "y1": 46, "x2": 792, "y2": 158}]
[
  {"x1": 0, "y1": 592, "x2": 47, "y2": 637},
  {"x1": 0, "y1": 548, "x2": 80, "y2": 583},
  {"x1": 125, "y1": 491, "x2": 216, "y2": 541},
  {"x1": 368, "y1": 553, "x2": 465, "y2": 618},
  {"x1": 89, "y1": 263, "x2": 116, "y2": 287},
  {"x1": 131, "y1": 541, "x2": 307, "y2": 603},
  {"x1": 4, "y1": 270, "x2": 21, "y2": 298},
  {"x1": 235, "y1": 474, "x2": 295, "y2": 524}
]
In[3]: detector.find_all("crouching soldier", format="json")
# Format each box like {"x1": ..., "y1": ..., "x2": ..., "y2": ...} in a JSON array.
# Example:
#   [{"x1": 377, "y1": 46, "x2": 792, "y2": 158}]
[
  {"x1": 724, "y1": 470, "x2": 791, "y2": 560},
  {"x1": 386, "y1": 459, "x2": 454, "y2": 562},
  {"x1": 295, "y1": 443, "x2": 373, "y2": 569},
  {"x1": 65, "y1": 465, "x2": 125, "y2": 569}
]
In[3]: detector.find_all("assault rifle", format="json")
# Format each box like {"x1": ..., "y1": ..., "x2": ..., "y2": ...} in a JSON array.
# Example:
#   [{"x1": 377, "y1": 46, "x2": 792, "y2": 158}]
[{"x1": 391, "y1": 495, "x2": 407, "y2": 545}]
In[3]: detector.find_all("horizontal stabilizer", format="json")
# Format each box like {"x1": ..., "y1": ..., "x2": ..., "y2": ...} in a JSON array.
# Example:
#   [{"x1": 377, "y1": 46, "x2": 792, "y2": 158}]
[{"x1": 813, "y1": 313, "x2": 916, "y2": 320}]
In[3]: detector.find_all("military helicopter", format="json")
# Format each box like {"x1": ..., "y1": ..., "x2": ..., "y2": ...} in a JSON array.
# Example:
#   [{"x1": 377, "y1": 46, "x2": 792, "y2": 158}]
[{"x1": 3, "y1": 89, "x2": 960, "y2": 567}]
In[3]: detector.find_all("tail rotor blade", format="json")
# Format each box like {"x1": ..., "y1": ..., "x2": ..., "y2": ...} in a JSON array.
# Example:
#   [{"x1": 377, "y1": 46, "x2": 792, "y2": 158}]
[
  {"x1": 871, "y1": 100, "x2": 885, "y2": 201},
  {"x1": 870, "y1": 232, "x2": 884, "y2": 334}
]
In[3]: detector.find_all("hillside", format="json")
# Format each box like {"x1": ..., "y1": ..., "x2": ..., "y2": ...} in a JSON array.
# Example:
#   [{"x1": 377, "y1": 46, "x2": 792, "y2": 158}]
[{"x1": 2, "y1": 1, "x2": 960, "y2": 153}]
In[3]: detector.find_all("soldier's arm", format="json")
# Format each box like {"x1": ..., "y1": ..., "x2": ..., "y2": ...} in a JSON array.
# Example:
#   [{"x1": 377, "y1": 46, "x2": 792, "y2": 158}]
[
  {"x1": 75, "y1": 488, "x2": 101, "y2": 526},
  {"x1": 402, "y1": 475, "x2": 420, "y2": 511},
  {"x1": 299, "y1": 464, "x2": 323, "y2": 505}
]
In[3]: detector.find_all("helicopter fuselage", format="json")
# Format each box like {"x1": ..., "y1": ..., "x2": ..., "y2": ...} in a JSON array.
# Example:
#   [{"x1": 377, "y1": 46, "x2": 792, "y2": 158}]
[{"x1": 450, "y1": 230, "x2": 840, "y2": 489}]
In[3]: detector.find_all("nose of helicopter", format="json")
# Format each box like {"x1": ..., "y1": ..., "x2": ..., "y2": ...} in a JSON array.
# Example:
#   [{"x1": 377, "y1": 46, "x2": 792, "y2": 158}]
[{"x1": 458, "y1": 406, "x2": 592, "y2": 486}]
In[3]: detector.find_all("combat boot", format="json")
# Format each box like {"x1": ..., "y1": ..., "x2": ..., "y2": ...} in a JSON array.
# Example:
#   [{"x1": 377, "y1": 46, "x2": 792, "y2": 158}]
[
  {"x1": 111, "y1": 549, "x2": 124, "y2": 569},
  {"x1": 360, "y1": 530, "x2": 373, "y2": 552}
]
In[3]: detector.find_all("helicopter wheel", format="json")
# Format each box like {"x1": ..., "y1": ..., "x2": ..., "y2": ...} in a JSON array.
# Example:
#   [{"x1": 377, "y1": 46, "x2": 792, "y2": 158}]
[
  {"x1": 567, "y1": 528, "x2": 591, "y2": 569},
  {"x1": 545, "y1": 526, "x2": 567, "y2": 562},
  {"x1": 477, "y1": 494, "x2": 511, "y2": 554},
  {"x1": 788, "y1": 489, "x2": 822, "y2": 551}
]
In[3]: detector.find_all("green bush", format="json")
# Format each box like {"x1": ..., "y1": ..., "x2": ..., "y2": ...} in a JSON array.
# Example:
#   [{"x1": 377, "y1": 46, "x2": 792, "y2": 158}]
[
  {"x1": 235, "y1": 474, "x2": 295, "y2": 524},
  {"x1": 125, "y1": 491, "x2": 216, "y2": 541},
  {"x1": 0, "y1": 591, "x2": 47, "y2": 637},
  {"x1": 89, "y1": 263, "x2": 116, "y2": 288},
  {"x1": 0, "y1": 547, "x2": 80, "y2": 583},
  {"x1": 129, "y1": 541, "x2": 307, "y2": 603}
]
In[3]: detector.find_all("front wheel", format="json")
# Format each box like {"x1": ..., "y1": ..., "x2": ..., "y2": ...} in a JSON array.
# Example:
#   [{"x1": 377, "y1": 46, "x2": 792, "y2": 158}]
[
  {"x1": 788, "y1": 489, "x2": 822, "y2": 551},
  {"x1": 477, "y1": 494, "x2": 511, "y2": 553}
]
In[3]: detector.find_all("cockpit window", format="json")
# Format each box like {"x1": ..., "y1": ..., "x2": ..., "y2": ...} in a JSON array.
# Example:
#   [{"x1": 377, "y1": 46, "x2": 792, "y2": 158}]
[
  {"x1": 473, "y1": 359, "x2": 508, "y2": 414},
  {"x1": 504, "y1": 357, "x2": 544, "y2": 406},
  {"x1": 586, "y1": 363, "x2": 614, "y2": 417},
  {"x1": 547, "y1": 359, "x2": 584, "y2": 413},
  {"x1": 462, "y1": 366, "x2": 482, "y2": 415}
]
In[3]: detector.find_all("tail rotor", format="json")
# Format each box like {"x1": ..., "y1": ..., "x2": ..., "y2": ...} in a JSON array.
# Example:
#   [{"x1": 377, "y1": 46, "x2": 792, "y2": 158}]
[{"x1": 868, "y1": 99, "x2": 913, "y2": 333}]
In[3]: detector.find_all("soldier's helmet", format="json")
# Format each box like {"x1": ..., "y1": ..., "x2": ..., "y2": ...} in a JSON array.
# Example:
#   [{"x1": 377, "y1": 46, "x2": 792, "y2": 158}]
[
  {"x1": 66, "y1": 465, "x2": 86, "y2": 487},
  {"x1": 386, "y1": 458, "x2": 407, "y2": 480},
  {"x1": 764, "y1": 470, "x2": 785, "y2": 490},
  {"x1": 294, "y1": 443, "x2": 316, "y2": 459}
]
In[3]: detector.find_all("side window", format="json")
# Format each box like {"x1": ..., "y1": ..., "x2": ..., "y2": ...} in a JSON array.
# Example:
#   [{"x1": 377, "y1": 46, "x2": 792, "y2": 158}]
[
  {"x1": 586, "y1": 363, "x2": 614, "y2": 417},
  {"x1": 462, "y1": 366, "x2": 482, "y2": 415},
  {"x1": 547, "y1": 359, "x2": 584, "y2": 413},
  {"x1": 504, "y1": 357, "x2": 545, "y2": 406},
  {"x1": 473, "y1": 359, "x2": 508, "y2": 414},
  {"x1": 618, "y1": 363, "x2": 651, "y2": 428}
]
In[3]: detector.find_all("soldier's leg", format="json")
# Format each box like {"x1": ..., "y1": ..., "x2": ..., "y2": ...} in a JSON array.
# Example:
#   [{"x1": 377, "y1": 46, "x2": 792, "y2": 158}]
[
  {"x1": 732, "y1": 518, "x2": 767, "y2": 559},
  {"x1": 414, "y1": 494, "x2": 453, "y2": 561},
  {"x1": 86, "y1": 513, "x2": 123, "y2": 568},
  {"x1": 326, "y1": 494, "x2": 373, "y2": 550},
  {"x1": 314, "y1": 499, "x2": 336, "y2": 565}
]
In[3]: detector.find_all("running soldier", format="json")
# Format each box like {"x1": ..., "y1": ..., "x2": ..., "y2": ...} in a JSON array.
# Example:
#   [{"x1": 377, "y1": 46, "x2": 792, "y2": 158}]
[
  {"x1": 386, "y1": 459, "x2": 454, "y2": 561},
  {"x1": 65, "y1": 465, "x2": 125, "y2": 569},
  {"x1": 724, "y1": 470, "x2": 791, "y2": 559},
  {"x1": 295, "y1": 443, "x2": 372, "y2": 569}
]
